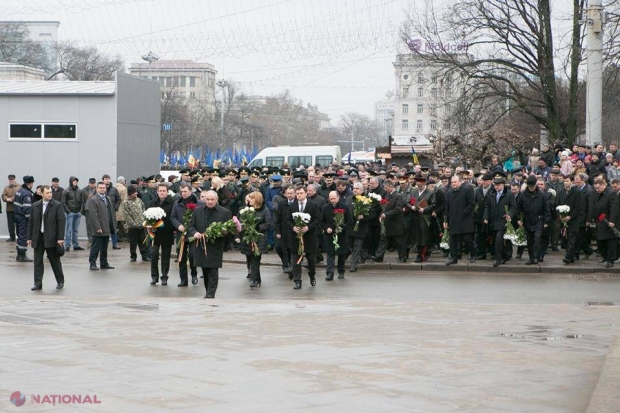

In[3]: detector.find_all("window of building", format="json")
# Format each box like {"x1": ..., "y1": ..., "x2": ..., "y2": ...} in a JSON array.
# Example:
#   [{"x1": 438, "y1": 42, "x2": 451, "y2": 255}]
[
  {"x1": 402, "y1": 119, "x2": 409, "y2": 130},
  {"x1": 9, "y1": 123, "x2": 77, "y2": 140},
  {"x1": 430, "y1": 105, "x2": 437, "y2": 117},
  {"x1": 417, "y1": 87, "x2": 424, "y2": 97},
  {"x1": 416, "y1": 120, "x2": 423, "y2": 131},
  {"x1": 189, "y1": 77, "x2": 196, "y2": 87},
  {"x1": 431, "y1": 73, "x2": 438, "y2": 83},
  {"x1": 430, "y1": 120, "x2": 437, "y2": 130},
  {"x1": 417, "y1": 72, "x2": 424, "y2": 84},
  {"x1": 190, "y1": 91, "x2": 196, "y2": 99},
  {"x1": 315, "y1": 156, "x2": 334, "y2": 167},
  {"x1": 444, "y1": 121, "x2": 451, "y2": 129},
  {"x1": 431, "y1": 87, "x2": 438, "y2": 98},
  {"x1": 402, "y1": 104, "x2": 409, "y2": 114},
  {"x1": 445, "y1": 88, "x2": 453, "y2": 98},
  {"x1": 417, "y1": 104, "x2": 423, "y2": 114},
  {"x1": 172, "y1": 77, "x2": 179, "y2": 87},
  {"x1": 402, "y1": 87, "x2": 409, "y2": 97},
  {"x1": 180, "y1": 76, "x2": 186, "y2": 87}
]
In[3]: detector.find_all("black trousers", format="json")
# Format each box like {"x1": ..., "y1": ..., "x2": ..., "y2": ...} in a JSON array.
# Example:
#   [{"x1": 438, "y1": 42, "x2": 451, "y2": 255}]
[
  {"x1": 89, "y1": 235, "x2": 110, "y2": 266},
  {"x1": 578, "y1": 227, "x2": 593, "y2": 255},
  {"x1": 201, "y1": 267, "x2": 219, "y2": 297},
  {"x1": 7, "y1": 210, "x2": 15, "y2": 239},
  {"x1": 376, "y1": 234, "x2": 406, "y2": 260},
  {"x1": 597, "y1": 239, "x2": 618, "y2": 263},
  {"x1": 291, "y1": 252, "x2": 316, "y2": 282},
  {"x1": 178, "y1": 237, "x2": 197, "y2": 283},
  {"x1": 245, "y1": 254, "x2": 262, "y2": 282},
  {"x1": 128, "y1": 228, "x2": 149, "y2": 260},
  {"x1": 16, "y1": 215, "x2": 28, "y2": 251},
  {"x1": 492, "y1": 230, "x2": 509, "y2": 261},
  {"x1": 151, "y1": 244, "x2": 172, "y2": 281},
  {"x1": 526, "y1": 229, "x2": 542, "y2": 260},
  {"x1": 33, "y1": 240, "x2": 64, "y2": 287},
  {"x1": 565, "y1": 230, "x2": 578, "y2": 261},
  {"x1": 275, "y1": 237, "x2": 291, "y2": 270},
  {"x1": 326, "y1": 253, "x2": 345, "y2": 275},
  {"x1": 449, "y1": 233, "x2": 474, "y2": 260},
  {"x1": 474, "y1": 223, "x2": 488, "y2": 256}
]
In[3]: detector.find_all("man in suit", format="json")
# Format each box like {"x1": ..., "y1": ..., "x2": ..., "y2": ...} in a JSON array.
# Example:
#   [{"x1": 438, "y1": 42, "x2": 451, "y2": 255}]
[
  {"x1": 274, "y1": 185, "x2": 295, "y2": 276},
  {"x1": 148, "y1": 184, "x2": 176, "y2": 286},
  {"x1": 517, "y1": 175, "x2": 551, "y2": 265},
  {"x1": 445, "y1": 174, "x2": 476, "y2": 265},
  {"x1": 86, "y1": 182, "x2": 116, "y2": 271},
  {"x1": 286, "y1": 185, "x2": 321, "y2": 290},
  {"x1": 188, "y1": 190, "x2": 232, "y2": 298},
  {"x1": 558, "y1": 175, "x2": 585, "y2": 264},
  {"x1": 483, "y1": 177, "x2": 517, "y2": 267},
  {"x1": 27, "y1": 185, "x2": 66, "y2": 291},
  {"x1": 372, "y1": 179, "x2": 407, "y2": 263}
]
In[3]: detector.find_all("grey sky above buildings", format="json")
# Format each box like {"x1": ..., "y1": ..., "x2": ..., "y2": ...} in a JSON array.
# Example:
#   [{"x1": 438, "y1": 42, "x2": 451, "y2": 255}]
[{"x1": 2, "y1": 0, "x2": 416, "y2": 123}]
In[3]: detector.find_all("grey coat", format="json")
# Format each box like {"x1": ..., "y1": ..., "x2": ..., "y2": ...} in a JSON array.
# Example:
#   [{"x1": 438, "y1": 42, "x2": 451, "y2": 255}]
[{"x1": 86, "y1": 194, "x2": 117, "y2": 236}]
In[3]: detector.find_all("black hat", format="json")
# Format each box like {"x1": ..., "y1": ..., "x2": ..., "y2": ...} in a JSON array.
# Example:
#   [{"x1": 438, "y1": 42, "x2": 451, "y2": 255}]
[
  {"x1": 238, "y1": 166, "x2": 251, "y2": 174},
  {"x1": 413, "y1": 173, "x2": 426, "y2": 182},
  {"x1": 189, "y1": 169, "x2": 201, "y2": 177},
  {"x1": 293, "y1": 171, "x2": 307, "y2": 179},
  {"x1": 493, "y1": 177, "x2": 506, "y2": 185},
  {"x1": 323, "y1": 172, "x2": 337, "y2": 178},
  {"x1": 179, "y1": 168, "x2": 190, "y2": 176},
  {"x1": 190, "y1": 176, "x2": 202, "y2": 184},
  {"x1": 493, "y1": 171, "x2": 507, "y2": 179},
  {"x1": 127, "y1": 185, "x2": 137, "y2": 195},
  {"x1": 550, "y1": 168, "x2": 561, "y2": 175},
  {"x1": 367, "y1": 170, "x2": 378, "y2": 176},
  {"x1": 130, "y1": 179, "x2": 138, "y2": 185},
  {"x1": 89, "y1": 178, "x2": 97, "y2": 184},
  {"x1": 280, "y1": 169, "x2": 291, "y2": 176},
  {"x1": 440, "y1": 174, "x2": 450, "y2": 180},
  {"x1": 337, "y1": 176, "x2": 350, "y2": 183},
  {"x1": 526, "y1": 175, "x2": 537, "y2": 186},
  {"x1": 146, "y1": 175, "x2": 156, "y2": 183},
  {"x1": 23, "y1": 175, "x2": 34, "y2": 184},
  {"x1": 426, "y1": 177, "x2": 436, "y2": 185},
  {"x1": 482, "y1": 173, "x2": 493, "y2": 181}
]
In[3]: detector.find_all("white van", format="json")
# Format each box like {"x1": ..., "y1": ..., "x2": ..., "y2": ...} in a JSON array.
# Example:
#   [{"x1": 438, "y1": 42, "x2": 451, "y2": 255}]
[{"x1": 248, "y1": 146, "x2": 342, "y2": 169}]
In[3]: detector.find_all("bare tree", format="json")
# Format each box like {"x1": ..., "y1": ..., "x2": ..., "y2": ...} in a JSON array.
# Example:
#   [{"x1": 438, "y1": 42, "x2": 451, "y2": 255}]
[
  {"x1": 0, "y1": 23, "x2": 51, "y2": 70},
  {"x1": 400, "y1": 0, "x2": 586, "y2": 145},
  {"x1": 47, "y1": 42, "x2": 124, "y2": 81},
  {"x1": 340, "y1": 112, "x2": 380, "y2": 152}
]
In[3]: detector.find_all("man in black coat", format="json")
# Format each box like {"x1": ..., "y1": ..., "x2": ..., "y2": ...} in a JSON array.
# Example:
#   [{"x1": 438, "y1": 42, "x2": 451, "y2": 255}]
[
  {"x1": 483, "y1": 177, "x2": 517, "y2": 267},
  {"x1": 445, "y1": 175, "x2": 476, "y2": 265},
  {"x1": 372, "y1": 179, "x2": 407, "y2": 263},
  {"x1": 345, "y1": 182, "x2": 373, "y2": 272},
  {"x1": 473, "y1": 173, "x2": 494, "y2": 259},
  {"x1": 27, "y1": 185, "x2": 66, "y2": 290},
  {"x1": 286, "y1": 186, "x2": 321, "y2": 290},
  {"x1": 170, "y1": 183, "x2": 199, "y2": 287},
  {"x1": 366, "y1": 176, "x2": 386, "y2": 258},
  {"x1": 149, "y1": 184, "x2": 176, "y2": 286},
  {"x1": 320, "y1": 191, "x2": 352, "y2": 280},
  {"x1": 557, "y1": 175, "x2": 585, "y2": 264},
  {"x1": 574, "y1": 173, "x2": 595, "y2": 259},
  {"x1": 592, "y1": 178, "x2": 620, "y2": 268},
  {"x1": 188, "y1": 190, "x2": 232, "y2": 298},
  {"x1": 274, "y1": 185, "x2": 296, "y2": 275},
  {"x1": 517, "y1": 175, "x2": 551, "y2": 265}
]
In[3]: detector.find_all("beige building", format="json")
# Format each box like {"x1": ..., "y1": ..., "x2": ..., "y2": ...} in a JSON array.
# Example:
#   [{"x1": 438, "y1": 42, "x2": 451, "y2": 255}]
[
  {"x1": 129, "y1": 60, "x2": 217, "y2": 112},
  {"x1": 0, "y1": 62, "x2": 46, "y2": 81}
]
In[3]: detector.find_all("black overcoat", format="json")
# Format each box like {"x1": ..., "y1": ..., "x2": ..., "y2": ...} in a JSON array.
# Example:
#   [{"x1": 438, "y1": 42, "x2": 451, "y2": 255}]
[
  {"x1": 592, "y1": 186, "x2": 620, "y2": 241},
  {"x1": 483, "y1": 187, "x2": 517, "y2": 231},
  {"x1": 517, "y1": 187, "x2": 551, "y2": 231},
  {"x1": 239, "y1": 205, "x2": 271, "y2": 255},
  {"x1": 149, "y1": 195, "x2": 176, "y2": 246},
  {"x1": 382, "y1": 190, "x2": 405, "y2": 237},
  {"x1": 188, "y1": 204, "x2": 232, "y2": 268},
  {"x1": 320, "y1": 201, "x2": 352, "y2": 255},
  {"x1": 556, "y1": 187, "x2": 585, "y2": 232},
  {"x1": 286, "y1": 198, "x2": 321, "y2": 254},
  {"x1": 446, "y1": 184, "x2": 475, "y2": 234},
  {"x1": 27, "y1": 199, "x2": 66, "y2": 248}
]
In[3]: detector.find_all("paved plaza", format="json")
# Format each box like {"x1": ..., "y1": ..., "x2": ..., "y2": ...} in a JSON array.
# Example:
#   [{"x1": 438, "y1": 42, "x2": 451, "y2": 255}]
[{"x1": 0, "y1": 241, "x2": 619, "y2": 412}]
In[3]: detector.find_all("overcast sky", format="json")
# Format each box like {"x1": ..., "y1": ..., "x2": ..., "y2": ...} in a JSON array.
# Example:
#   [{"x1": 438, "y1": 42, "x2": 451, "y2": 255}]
[{"x1": 3, "y1": 0, "x2": 413, "y2": 124}]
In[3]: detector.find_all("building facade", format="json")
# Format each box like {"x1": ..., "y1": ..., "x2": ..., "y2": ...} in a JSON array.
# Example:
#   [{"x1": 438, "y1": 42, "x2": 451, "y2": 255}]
[
  {"x1": 0, "y1": 62, "x2": 46, "y2": 81},
  {"x1": 129, "y1": 60, "x2": 217, "y2": 112}
]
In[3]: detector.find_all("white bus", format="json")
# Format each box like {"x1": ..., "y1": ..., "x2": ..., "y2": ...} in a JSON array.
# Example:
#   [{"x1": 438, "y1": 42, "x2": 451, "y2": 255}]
[{"x1": 248, "y1": 146, "x2": 342, "y2": 169}]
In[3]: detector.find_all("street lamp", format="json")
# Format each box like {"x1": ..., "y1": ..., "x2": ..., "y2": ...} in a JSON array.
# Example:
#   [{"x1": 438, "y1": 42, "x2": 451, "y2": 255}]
[{"x1": 216, "y1": 80, "x2": 229, "y2": 143}]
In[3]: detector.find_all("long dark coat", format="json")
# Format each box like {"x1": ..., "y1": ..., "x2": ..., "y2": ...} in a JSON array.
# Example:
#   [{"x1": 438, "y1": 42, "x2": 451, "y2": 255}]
[
  {"x1": 473, "y1": 185, "x2": 493, "y2": 224},
  {"x1": 517, "y1": 187, "x2": 551, "y2": 231},
  {"x1": 344, "y1": 195, "x2": 374, "y2": 239},
  {"x1": 188, "y1": 204, "x2": 232, "y2": 268},
  {"x1": 149, "y1": 195, "x2": 176, "y2": 246},
  {"x1": 409, "y1": 186, "x2": 433, "y2": 246},
  {"x1": 483, "y1": 187, "x2": 517, "y2": 231},
  {"x1": 446, "y1": 184, "x2": 475, "y2": 234},
  {"x1": 27, "y1": 199, "x2": 66, "y2": 248},
  {"x1": 86, "y1": 194, "x2": 117, "y2": 236},
  {"x1": 320, "y1": 201, "x2": 352, "y2": 255},
  {"x1": 274, "y1": 197, "x2": 293, "y2": 247},
  {"x1": 239, "y1": 205, "x2": 271, "y2": 255},
  {"x1": 592, "y1": 186, "x2": 620, "y2": 241},
  {"x1": 556, "y1": 186, "x2": 585, "y2": 232},
  {"x1": 285, "y1": 198, "x2": 321, "y2": 254},
  {"x1": 382, "y1": 190, "x2": 405, "y2": 237}
]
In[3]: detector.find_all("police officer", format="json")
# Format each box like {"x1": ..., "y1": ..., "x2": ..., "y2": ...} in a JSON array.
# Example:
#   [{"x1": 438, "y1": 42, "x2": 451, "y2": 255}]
[{"x1": 14, "y1": 175, "x2": 35, "y2": 262}]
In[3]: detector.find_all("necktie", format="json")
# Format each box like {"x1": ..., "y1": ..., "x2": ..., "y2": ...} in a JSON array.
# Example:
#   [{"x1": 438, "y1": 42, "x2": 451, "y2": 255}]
[
  {"x1": 41, "y1": 202, "x2": 48, "y2": 233},
  {"x1": 300, "y1": 202, "x2": 304, "y2": 212},
  {"x1": 496, "y1": 193, "x2": 501, "y2": 203}
]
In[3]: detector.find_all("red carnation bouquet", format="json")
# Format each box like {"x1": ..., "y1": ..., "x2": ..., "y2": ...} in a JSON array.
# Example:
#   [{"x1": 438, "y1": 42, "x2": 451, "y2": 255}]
[
  {"x1": 332, "y1": 208, "x2": 346, "y2": 250},
  {"x1": 598, "y1": 213, "x2": 620, "y2": 237}
]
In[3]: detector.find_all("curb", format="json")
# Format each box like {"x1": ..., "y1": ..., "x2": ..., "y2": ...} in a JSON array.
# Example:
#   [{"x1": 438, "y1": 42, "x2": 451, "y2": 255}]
[{"x1": 586, "y1": 335, "x2": 620, "y2": 413}]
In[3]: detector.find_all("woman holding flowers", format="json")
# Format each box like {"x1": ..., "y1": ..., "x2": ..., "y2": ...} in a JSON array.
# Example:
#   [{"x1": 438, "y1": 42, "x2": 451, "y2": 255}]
[
  {"x1": 320, "y1": 191, "x2": 352, "y2": 280},
  {"x1": 235, "y1": 192, "x2": 271, "y2": 289},
  {"x1": 188, "y1": 190, "x2": 233, "y2": 298}
]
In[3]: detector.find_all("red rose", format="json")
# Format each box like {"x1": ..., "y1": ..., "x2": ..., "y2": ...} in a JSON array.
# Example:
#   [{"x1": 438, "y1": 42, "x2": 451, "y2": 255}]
[
  {"x1": 333, "y1": 208, "x2": 346, "y2": 215},
  {"x1": 380, "y1": 199, "x2": 388, "y2": 205},
  {"x1": 186, "y1": 203, "x2": 197, "y2": 211},
  {"x1": 598, "y1": 213, "x2": 607, "y2": 222},
  {"x1": 409, "y1": 198, "x2": 417, "y2": 206}
]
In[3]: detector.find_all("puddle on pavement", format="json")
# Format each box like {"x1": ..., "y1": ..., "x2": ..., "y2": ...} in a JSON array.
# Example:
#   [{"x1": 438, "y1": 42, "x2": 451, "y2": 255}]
[{"x1": 500, "y1": 326, "x2": 584, "y2": 341}]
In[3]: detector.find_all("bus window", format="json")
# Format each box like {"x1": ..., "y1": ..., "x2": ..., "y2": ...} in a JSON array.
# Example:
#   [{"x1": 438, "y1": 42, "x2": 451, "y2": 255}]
[
  {"x1": 315, "y1": 155, "x2": 333, "y2": 167},
  {"x1": 266, "y1": 156, "x2": 285, "y2": 167},
  {"x1": 248, "y1": 159, "x2": 263, "y2": 168},
  {"x1": 288, "y1": 156, "x2": 312, "y2": 168}
]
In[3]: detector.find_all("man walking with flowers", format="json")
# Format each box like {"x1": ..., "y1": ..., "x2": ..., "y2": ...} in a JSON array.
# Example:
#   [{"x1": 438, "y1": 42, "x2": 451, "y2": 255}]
[
  {"x1": 147, "y1": 184, "x2": 175, "y2": 285},
  {"x1": 286, "y1": 186, "x2": 320, "y2": 290},
  {"x1": 320, "y1": 191, "x2": 352, "y2": 280},
  {"x1": 170, "y1": 183, "x2": 199, "y2": 287},
  {"x1": 483, "y1": 176, "x2": 516, "y2": 267},
  {"x1": 592, "y1": 178, "x2": 620, "y2": 268},
  {"x1": 556, "y1": 175, "x2": 585, "y2": 265}
]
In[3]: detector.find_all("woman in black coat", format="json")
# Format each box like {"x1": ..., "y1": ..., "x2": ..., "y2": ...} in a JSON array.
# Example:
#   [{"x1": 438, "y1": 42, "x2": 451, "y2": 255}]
[{"x1": 235, "y1": 191, "x2": 271, "y2": 288}]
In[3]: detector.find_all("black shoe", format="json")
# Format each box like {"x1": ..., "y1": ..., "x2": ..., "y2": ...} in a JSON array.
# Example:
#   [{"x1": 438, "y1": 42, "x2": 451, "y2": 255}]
[
  {"x1": 249, "y1": 280, "x2": 260, "y2": 289},
  {"x1": 65, "y1": 247, "x2": 70, "y2": 252},
  {"x1": 246, "y1": 273, "x2": 251, "y2": 279},
  {"x1": 287, "y1": 272, "x2": 293, "y2": 280},
  {"x1": 562, "y1": 258, "x2": 570, "y2": 265},
  {"x1": 177, "y1": 282, "x2": 188, "y2": 287},
  {"x1": 113, "y1": 246, "x2": 121, "y2": 250},
  {"x1": 31, "y1": 285, "x2": 42, "y2": 291},
  {"x1": 142, "y1": 257, "x2": 151, "y2": 262},
  {"x1": 551, "y1": 247, "x2": 559, "y2": 252},
  {"x1": 6, "y1": 238, "x2": 15, "y2": 242},
  {"x1": 191, "y1": 275, "x2": 198, "y2": 285},
  {"x1": 606, "y1": 261, "x2": 614, "y2": 268},
  {"x1": 500, "y1": 259, "x2": 507, "y2": 265},
  {"x1": 150, "y1": 279, "x2": 158, "y2": 285},
  {"x1": 525, "y1": 259, "x2": 538, "y2": 265},
  {"x1": 293, "y1": 281, "x2": 302, "y2": 290},
  {"x1": 446, "y1": 259, "x2": 457, "y2": 265},
  {"x1": 309, "y1": 275, "x2": 316, "y2": 287},
  {"x1": 100, "y1": 264, "x2": 114, "y2": 269},
  {"x1": 56, "y1": 283, "x2": 64, "y2": 289},
  {"x1": 326, "y1": 273, "x2": 334, "y2": 281},
  {"x1": 414, "y1": 255, "x2": 423, "y2": 263},
  {"x1": 338, "y1": 273, "x2": 344, "y2": 279},
  {"x1": 469, "y1": 256, "x2": 476, "y2": 263},
  {"x1": 349, "y1": 267, "x2": 357, "y2": 273},
  {"x1": 516, "y1": 254, "x2": 522, "y2": 259},
  {"x1": 204, "y1": 294, "x2": 214, "y2": 298},
  {"x1": 371, "y1": 256, "x2": 383, "y2": 263},
  {"x1": 74, "y1": 246, "x2": 84, "y2": 251},
  {"x1": 130, "y1": 258, "x2": 137, "y2": 262},
  {"x1": 476, "y1": 255, "x2": 486, "y2": 260},
  {"x1": 161, "y1": 279, "x2": 168, "y2": 286},
  {"x1": 538, "y1": 256, "x2": 544, "y2": 263},
  {"x1": 493, "y1": 260, "x2": 500, "y2": 267},
  {"x1": 441, "y1": 251, "x2": 449, "y2": 258},
  {"x1": 359, "y1": 258, "x2": 366, "y2": 264},
  {"x1": 90, "y1": 265, "x2": 99, "y2": 271}
]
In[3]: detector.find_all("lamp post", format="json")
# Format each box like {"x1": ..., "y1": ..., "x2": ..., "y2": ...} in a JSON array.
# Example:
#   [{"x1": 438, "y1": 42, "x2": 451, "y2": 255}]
[{"x1": 216, "y1": 80, "x2": 229, "y2": 143}]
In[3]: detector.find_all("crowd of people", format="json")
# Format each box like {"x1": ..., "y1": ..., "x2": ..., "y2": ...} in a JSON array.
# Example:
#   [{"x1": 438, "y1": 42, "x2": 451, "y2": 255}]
[{"x1": 3, "y1": 141, "x2": 620, "y2": 297}]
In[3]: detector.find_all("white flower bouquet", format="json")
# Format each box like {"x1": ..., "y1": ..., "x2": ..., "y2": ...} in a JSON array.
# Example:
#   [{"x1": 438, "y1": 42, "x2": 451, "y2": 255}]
[
  {"x1": 556, "y1": 205, "x2": 570, "y2": 229},
  {"x1": 143, "y1": 207, "x2": 166, "y2": 244}
]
